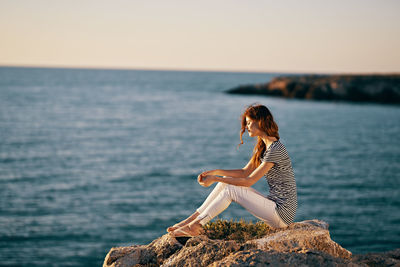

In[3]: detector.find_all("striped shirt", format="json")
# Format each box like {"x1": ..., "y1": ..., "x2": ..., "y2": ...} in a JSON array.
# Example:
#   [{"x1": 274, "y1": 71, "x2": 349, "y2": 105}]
[{"x1": 261, "y1": 140, "x2": 297, "y2": 225}]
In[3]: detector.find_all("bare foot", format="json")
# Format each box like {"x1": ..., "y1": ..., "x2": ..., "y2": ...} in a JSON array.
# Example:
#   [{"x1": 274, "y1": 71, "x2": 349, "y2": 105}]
[
  {"x1": 171, "y1": 221, "x2": 203, "y2": 237},
  {"x1": 167, "y1": 224, "x2": 182, "y2": 232},
  {"x1": 167, "y1": 212, "x2": 199, "y2": 232}
]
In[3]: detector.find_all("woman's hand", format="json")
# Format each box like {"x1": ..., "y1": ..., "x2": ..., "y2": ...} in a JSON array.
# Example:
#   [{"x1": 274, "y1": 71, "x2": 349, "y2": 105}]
[
  {"x1": 198, "y1": 175, "x2": 217, "y2": 187},
  {"x1": 198, "y1": 170, "x2": 218, "y2": 182}
]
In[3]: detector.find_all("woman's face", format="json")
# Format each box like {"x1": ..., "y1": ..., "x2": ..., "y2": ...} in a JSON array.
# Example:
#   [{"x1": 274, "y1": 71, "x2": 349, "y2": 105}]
[{"x1": 246, "y1": 116, "x2": 263, "y2": 137}]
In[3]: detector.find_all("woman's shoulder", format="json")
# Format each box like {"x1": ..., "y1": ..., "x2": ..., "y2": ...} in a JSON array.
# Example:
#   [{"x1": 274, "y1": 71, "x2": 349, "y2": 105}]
[
  {"x1": 263, "y1": 140, "x2": 280, "y2": 156},
  {"x1": 271, "y1": 140, "x2": 284, "y2": 149},
  {"x1": 269, "y1": 140, "x2": 289, "y2": 155}
]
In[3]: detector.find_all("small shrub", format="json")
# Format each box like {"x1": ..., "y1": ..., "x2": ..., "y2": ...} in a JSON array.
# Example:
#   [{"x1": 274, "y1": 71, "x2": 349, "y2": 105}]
[{"x1": 203, "y1": 218, "x2": 279, "y2": 243}]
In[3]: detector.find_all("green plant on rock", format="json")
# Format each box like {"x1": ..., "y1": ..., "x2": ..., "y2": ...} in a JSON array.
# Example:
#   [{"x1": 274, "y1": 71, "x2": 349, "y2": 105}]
[{"x1": 203, "y1": 218, "x2": 279, "y2": 243}]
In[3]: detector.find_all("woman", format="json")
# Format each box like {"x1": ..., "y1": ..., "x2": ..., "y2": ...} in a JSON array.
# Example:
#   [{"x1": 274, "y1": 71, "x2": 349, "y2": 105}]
[{"x1": 168, "y1": 104, "x2": 297, "y2": 237}]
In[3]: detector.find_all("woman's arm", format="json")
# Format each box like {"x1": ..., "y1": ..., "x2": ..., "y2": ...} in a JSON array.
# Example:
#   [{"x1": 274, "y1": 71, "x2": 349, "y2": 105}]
[
  {"x1": 199, "y1": 159, "x2": 256, "y2": 179},
  {"x1": 208, "y1": 169, "x2": 247, "y2": 178},
  {"x1": 199, "y1": 162, "x2": 275, "y2": 187}
]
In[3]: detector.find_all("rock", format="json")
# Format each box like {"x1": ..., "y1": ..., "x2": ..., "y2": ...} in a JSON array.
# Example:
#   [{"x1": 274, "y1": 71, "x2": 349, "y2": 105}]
[
  {"x1": 250, "y1": 220, "x2": 352, "y2": 259},
  {"x1": 212, "y1": 250, "x2": 359, "y2": 267},
  {"x1": 226, "y1": 74, "x2": 400, "y2": 104},
  {"x1": 103, "y1": 234, "x2": 182, "y2": 267},
  {"x1": 162, "y1": 236, "x2": 248, "y2": 266},
  {"x1": 102, "y1": 219, "x2": 400, "y2": 267},
  {"x1": 352, "y1": 248, "x2": 400, "y2": 267}
]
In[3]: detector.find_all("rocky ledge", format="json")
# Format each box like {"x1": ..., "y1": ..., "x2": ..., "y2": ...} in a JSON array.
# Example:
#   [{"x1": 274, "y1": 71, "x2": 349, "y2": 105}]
[
  {"x1": 103, "y1": 220, "x2": 399, "y2": 266},
  {"x1": 226, "y1": 74, "x2": 400, "y2": 104}
]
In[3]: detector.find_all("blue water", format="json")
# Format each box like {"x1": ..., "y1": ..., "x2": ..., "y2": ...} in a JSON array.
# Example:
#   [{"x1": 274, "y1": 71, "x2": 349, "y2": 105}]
[{"x1": 0, "y1": 67, "x2": 399, "y2": 266}]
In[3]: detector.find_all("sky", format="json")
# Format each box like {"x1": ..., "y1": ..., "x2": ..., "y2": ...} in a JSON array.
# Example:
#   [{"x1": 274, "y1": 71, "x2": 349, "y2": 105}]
[{"x1": 0, "y1": 0, "x2": 399, "y2": 74}]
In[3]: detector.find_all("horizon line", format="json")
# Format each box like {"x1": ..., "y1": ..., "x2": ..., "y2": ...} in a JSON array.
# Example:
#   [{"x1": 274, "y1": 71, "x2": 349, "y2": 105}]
[{"x1": 0, "y1": 63, "x2": 399, "y2": 76}]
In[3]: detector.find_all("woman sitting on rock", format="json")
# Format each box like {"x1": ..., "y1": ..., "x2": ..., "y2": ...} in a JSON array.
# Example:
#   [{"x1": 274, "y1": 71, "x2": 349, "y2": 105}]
[{"x1": 168, "y1": 104, "x2": 297, "y2": 237}]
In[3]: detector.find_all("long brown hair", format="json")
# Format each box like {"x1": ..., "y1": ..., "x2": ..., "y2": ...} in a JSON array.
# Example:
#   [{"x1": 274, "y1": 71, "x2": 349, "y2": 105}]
[{"x1": 239, "y1": 104, "x2": 280, "y2": 168}]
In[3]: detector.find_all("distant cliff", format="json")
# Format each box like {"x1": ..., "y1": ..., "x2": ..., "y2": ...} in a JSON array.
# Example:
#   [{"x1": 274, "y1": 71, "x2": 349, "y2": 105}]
[
  {"x1": 103, "y1": 219, "x2": 399, "y2": 266},
  {"x1": 226, "y1": 74, "x2": 400, "y2": 104}
]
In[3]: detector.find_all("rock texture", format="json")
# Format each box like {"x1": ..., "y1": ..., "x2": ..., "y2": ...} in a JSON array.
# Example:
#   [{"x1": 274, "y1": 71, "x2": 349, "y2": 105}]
[
  {"x1": 226, "y1": 74, "x2": 400, "y2": 104},
  {"x1": 103, "y1": 219, "x2": 399, "y2": 266},
  {"x1": 353, "y1": 248, "x2": 400, "y2": 267}
]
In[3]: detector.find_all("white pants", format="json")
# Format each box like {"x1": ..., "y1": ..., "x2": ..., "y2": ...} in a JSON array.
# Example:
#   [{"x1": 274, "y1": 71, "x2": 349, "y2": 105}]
[{"x1": 196, "y1": 182, "x2": 288, "y2": 228}]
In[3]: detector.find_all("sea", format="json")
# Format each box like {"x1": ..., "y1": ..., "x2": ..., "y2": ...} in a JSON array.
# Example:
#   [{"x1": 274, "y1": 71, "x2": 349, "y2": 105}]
[{"x1": 0, "y1": 66, "x2": 399, "y2": 267}]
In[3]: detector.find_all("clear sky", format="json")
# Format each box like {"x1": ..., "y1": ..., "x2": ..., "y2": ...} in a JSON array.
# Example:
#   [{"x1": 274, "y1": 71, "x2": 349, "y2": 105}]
[{"x1": 0, "y1": 0, "x2": 399, "y2": 73}]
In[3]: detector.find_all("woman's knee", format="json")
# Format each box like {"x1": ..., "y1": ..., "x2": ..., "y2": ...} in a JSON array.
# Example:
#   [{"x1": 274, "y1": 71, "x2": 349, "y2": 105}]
[
  {"x1": 216, "y1": 183, "x2": 238, "y2": 195},
  {"x1": 222, "y1": 184, "x2": 241, "y2": 201},
  {"x1": 215, "y1": 182, "x2": 227, "y2": 189}
]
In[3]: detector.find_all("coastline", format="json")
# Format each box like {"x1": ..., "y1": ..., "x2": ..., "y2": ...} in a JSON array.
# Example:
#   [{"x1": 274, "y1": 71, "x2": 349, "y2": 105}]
[{"x1": 226, "y1": 74, "x2": 400, "y2": 105}]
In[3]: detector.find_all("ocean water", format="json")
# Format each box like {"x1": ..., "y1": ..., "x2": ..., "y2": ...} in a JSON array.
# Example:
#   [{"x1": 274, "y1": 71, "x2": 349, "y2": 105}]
[{"x1": 0, "y1": 67, "x2": 399, "y2": 266}]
